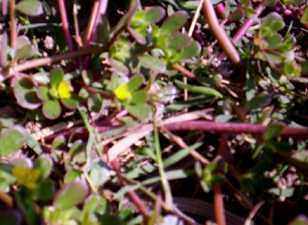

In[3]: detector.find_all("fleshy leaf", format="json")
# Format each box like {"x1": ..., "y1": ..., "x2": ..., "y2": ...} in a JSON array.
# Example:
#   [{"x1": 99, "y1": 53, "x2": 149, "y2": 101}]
[
  {"x1": 54, "y1": 180, "x2": 89, "y2": 210},
  {"x1": 16, "y1": 0, "x2": 43, "y2": 16},
  {"x1": 0, "y1": 129, "x2": 25, "y2": 156},
  {"x1": 174, "y1": 80, "x2": 223, "y2": 98},
  {"x1": 50, "y1": 68, "x2": 64, "y2": 89},
  {"x1": 161, "y1": 11, "x2": 188, "y2": 33},
  {"x1": 34, "y1": 155, "x2": 53, "y2": 179},
  {"x1": 42, "y1": 100, "x2": 61, "y2": 120},
  {"x1": 261, "y1": 12, "x2": 285, "y2": 36},
  {"x1": 13, "y1": 77, "x2": 41, "y2": 110},
  {"x1": 138, "y1": 55, "x2": 166, "y2": 73}
]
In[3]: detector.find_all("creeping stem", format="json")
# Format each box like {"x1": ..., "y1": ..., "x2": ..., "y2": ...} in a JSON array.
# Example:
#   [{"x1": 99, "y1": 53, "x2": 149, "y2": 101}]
[{"x1": 202, "y1": 0, "x2": 240, "y2": 64}]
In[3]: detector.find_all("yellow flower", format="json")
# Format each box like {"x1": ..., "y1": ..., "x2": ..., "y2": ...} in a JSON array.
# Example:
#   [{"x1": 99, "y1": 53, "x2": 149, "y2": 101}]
[
  {"x1": 57, "y1": 80, "x2": 72, "y2": 99},
  {"x1": 12, "y1": 166, "x2": 40, "y2": 189},
  {"x1": 113, "y1": 83, "x2": 132, "y2": 101}
]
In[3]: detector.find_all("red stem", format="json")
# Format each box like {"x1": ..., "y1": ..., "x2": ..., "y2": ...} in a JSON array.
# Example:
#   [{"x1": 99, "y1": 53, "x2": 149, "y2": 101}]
[
  {"x1": 111, "y1": 160, "x2": 149, "y2": 218},
  {"x1": 84, "y1": 0, "x2": 108, "y2": 45},
  {"x1": 164, "y1": 121, "x2": 308, "y2": 139},
  {"x1": 9, "y1": 0, "x2": 16, "y2": 49},
  {"x1": 232, "y1": 4, "x2": 265, "y2": 44},
  {"x1": 57, "y1": 0, "x2": 74, "y2": 51},
  {"x1": 2, "y1": 0, "x2": 7, "y2": 16},
  {"x1": 213, "y1": 185, "x2": 226, "y2": 225}
]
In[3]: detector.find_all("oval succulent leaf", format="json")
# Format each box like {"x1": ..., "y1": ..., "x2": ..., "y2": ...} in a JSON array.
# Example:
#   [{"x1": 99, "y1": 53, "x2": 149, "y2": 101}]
[
  {"x1": 42, "y1": 100, "x2": 61, "y2": 120},
  {"x1": 16, "y1": 0, "x2": 43, "y2": 16},
  {"x1": 50, "y1": 68, "x2": 64, "y2": 88},
  {"x1": 0, "y1": 129, "x2": 25, "y2": 156},
  {"x1": 13, "y1": 77, "x2": 41, "y2": 110},
  {"x1": 54, "y1": 180, "x2": 89, "y2": 210},
  {"x1": 161, "y1": 11, "x2": 188, "y2": 33}
]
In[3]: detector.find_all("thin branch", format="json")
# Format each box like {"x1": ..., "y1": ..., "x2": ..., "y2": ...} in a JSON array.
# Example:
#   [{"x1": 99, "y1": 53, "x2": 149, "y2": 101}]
[
  {"x1": 164, "y1": 121, "x2": 308, "y2": 139},
  {"x1": 111, "y1": 160, "x2": 149, "y2": 219},
  {"x1": 244, "y1": 201, "x2": 265, "y2": 225},
  {"x1": 73, "y1": 0, "x2": 82, "y2": 47},
  {"x1": 232, "y1": 4, "x2": 265, "y2": 44},
  {"x1": 202, "y1": 0, "x2": 240, "y2": 64},
  {"x1": 173, "y1": 63, "x2": 195, "y2": 79},
  {"x1": 2, "y1": 0, "x2": 8, "y2": 17},
  {"x1": 84, "y1": 0, "x2": 100, "y2": 44},
  {"x1": 161, "y1": 128, "x2": 209, "y2": 165},
  {"x1": 12, "y1": 45, "x2": 105, "y2": 73},
  {"x1": 9, "y1": 0, "x2": 16, "y2": 49},
  {"x1": 213, "y1": 185, "x2": 227, "y2": 225},
  {"x1": 57, "y1": 0, "x2": 74, "y2": 51},
  {"x1": 185, "y1": 0, "x2": 204, "y2": 101},
  {"x1": 84, "y1": 0, "x2": 109, "y2": 44}
]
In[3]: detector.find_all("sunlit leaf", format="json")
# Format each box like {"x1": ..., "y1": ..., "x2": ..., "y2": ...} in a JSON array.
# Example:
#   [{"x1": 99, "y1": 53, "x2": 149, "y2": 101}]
[
  {"x1": 16, "y1": 0, "x2": 43, "y2": 16},
  {"x1": 13, "y1": 77, "x2": 41, "y2": 110},
  {"x1": 54, "y1": 180, "x2": 89, "y2": 210},
  {"x1": 42, "y1": 100, "x2": 61, "y2": 120},
  {"x1": 161, "y1": 11, "x2": 188, "y2": 33},
  {"x1": 0, "y1": 129, "x2": 25, "y2": 156}
]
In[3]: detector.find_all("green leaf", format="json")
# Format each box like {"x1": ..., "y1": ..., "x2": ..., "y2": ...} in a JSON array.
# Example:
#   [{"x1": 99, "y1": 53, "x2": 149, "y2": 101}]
[
  {"x1": 50, "y1": 68, "x2": 64, "y2": 88},
  {"x1": 264, "y1": 123, "x2": 284, "y2": 141},
  {"x1": 127, "y1": 75, "x2": 144, "y2": 92},
  {"x1": 16, "y1": 0, "x2": 43, "y2": 16},
  {"x1": 126, "y1": 103, "x2": 151, "y2": 120},
  {"x1": 143, "y1": 6, "x2": 165, "y2": 24},
  {"x1": 64, "y1": 170, "x2": 82, "y2": 184},
  {"x1": 34, "y1": 179, "x2": 55, "y2": 202},
  {"x1": 164, "y1": 142, "x2": 202, "y2": 168},
  {"x1": 161, "y1": 11, "x2": 188, "y2": 33},
  {"x1": 300, "y1": 6, "x2": 308, "y2": 24},
  {"x1": 13, "y1": 77, "x2": 41, "y2": 110},
  {"x1": 174, "y1": 80, "x2": 223, "y2": 98},
  {"x1": 0, "y1": 129, "x2": 25, "y2": 156},
  {"x1": 261, "y1": 12, "x2": 285, "y2": 36},
  {"x1": 88, "y1": 161, "x2": 113, "y2": 189},
  {"x1": 34, "y1": 155, "x2": 53, "y2": 179},
  {"x1": 138, "y1": 55, "x2": 166, "y2": 73},
  {"x1": 283, "y1": 61, "x2": 301, "y2": 77},
  {"x1": 168, "y1": 33, "x2": 192, "y2": 50},
  {"x1": 54, "y1": 181, "x2": 89, "y2": 210},
  {"x1": 61, "y1": 97, "x2": 78, "y2": 110},
  {"x1": 42, "y1": 100, "x2": 61, "y2": 120},
  {"x1": 0, "y1": 169, "x2": 16, "y2": 192},
  {"x1": 176, "y1": 40, "x2": 201, "y2": 62},
  {"x1": 51, "y1": 135, "x2": 66, "y2": 149},
  {"x1": 131, "y1": 90, "x2": 147, "y2": 104},
  {"x1": 37, "y1": 86, "x2": 49, "y2": 101},
  {"x1": 15, "y1": 36, "x2": 37, "y2": 60}
]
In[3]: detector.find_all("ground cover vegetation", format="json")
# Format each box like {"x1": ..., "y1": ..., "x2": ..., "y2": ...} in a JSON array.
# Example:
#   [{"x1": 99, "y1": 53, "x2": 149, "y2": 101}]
[{"x1": 0, "y1": 0, "x2": 308, "y2": 224}]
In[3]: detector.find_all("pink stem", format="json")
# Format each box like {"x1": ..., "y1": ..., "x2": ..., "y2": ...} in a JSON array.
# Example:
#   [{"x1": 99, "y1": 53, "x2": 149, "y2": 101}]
[
  {"x1": 84, "y1": 0, "x2": 109, "y2": 45},
  {"x1": 213, "y1": 185, "x2": 227, "y2": 225},
  {"x1": 232, "y1": 4, "x2": 265, "y2": 44},
  {"x1": 2, "y1": 0, "x2": 7, "y2": 16},
  {"x1": 164, "y1": 121, "x2": 308, "y2": 139},
  {"x1": 57, "y1": 0, "x2": 74, "y2": 51}
]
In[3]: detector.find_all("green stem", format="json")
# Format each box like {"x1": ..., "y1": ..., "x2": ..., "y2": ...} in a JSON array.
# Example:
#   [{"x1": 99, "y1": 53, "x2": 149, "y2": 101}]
[{"x1": 153, "y1": 108, "x2": 173, "y2": 210}]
